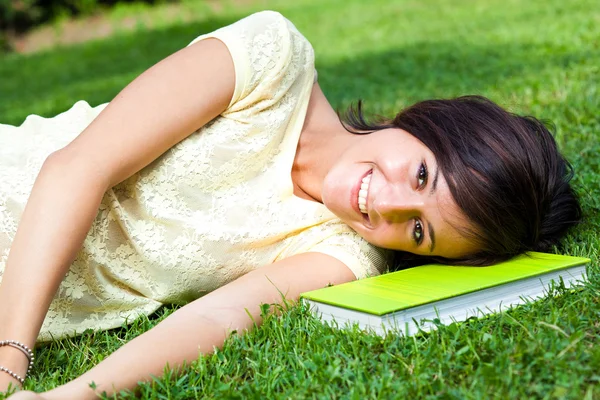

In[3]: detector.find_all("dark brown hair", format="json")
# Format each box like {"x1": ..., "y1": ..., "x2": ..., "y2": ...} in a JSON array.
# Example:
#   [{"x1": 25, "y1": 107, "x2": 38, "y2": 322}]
[{"x1": 340, "y1": 95, "x2": 582, "y2": 268}]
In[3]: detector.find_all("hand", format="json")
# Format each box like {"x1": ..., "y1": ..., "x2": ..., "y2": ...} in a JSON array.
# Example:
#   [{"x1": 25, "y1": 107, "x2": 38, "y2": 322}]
[{"x1": 6, "y1": 391, "x2": 46, "y2": 400}]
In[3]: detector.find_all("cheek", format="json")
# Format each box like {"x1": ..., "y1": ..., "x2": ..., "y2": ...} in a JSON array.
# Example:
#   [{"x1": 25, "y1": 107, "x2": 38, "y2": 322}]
[{"x1": 365, "y1": 224, "x2": 408, "y2": 251}]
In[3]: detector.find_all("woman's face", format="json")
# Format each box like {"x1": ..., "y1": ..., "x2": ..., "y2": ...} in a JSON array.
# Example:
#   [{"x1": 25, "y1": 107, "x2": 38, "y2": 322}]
[{"x1": 322, "y1": 128, "x2": 479, "y2": 259}]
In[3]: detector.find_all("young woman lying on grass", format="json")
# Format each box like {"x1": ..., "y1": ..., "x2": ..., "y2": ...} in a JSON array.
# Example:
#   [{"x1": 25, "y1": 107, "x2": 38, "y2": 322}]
[{"x1": 0, "y1": 10, "x2": 581, "y2": 399}]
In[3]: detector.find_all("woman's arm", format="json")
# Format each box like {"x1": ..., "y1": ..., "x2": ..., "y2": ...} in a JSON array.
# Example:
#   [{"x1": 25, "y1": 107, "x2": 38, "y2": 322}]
[
  {"x1": 39, "y1": 253, "x2": 356, "y2": 400},
  {"x1": 0, "y1": 38, "x2": 234, "y2": 392}
]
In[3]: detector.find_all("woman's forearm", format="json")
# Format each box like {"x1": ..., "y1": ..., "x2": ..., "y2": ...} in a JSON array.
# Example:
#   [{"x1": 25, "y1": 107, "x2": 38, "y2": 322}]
[
  {"x1": 0, "y1": 152, "x2": 108, "y2": 382},
  {"x1": 42, "y1": 305, "x2": 246, "y2": 400}
]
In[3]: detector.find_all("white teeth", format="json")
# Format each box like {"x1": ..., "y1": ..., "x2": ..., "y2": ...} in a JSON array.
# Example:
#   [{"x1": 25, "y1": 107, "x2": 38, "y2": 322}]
[{"x1": 358, "y1": 171, "x2": 372, "y2": 214}]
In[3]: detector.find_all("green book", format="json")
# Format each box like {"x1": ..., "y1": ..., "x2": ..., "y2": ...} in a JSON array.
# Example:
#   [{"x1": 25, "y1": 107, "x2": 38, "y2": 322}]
[{"x1": 301, "y1": 252, "x2": 590, "y2": 336}]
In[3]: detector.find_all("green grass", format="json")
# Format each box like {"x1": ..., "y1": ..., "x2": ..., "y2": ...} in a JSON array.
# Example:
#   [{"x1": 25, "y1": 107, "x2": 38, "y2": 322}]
[{"x1": 1, "y1": 0, "x2": 599, "y2": 398}]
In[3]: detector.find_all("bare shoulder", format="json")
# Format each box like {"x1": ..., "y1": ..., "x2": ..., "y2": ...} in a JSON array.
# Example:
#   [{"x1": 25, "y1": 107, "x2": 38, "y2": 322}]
[{"x1": 239, "y1": 252, "x2": 357, "y2": 296}]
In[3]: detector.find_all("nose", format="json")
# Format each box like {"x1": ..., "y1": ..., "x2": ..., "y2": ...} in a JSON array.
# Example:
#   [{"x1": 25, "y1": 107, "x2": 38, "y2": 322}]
[{"x1": 372, "y1": 185, "x2": 425, "y2": 223}]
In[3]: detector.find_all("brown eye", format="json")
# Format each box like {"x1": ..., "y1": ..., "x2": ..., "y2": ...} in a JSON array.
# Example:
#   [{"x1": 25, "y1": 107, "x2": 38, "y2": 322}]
[
  {"x1": 413, "y1": 219, "x2": 424, "y2": 245},
  {"x1": 417, "y1": 162, "x2": 428, "y2": 188}
]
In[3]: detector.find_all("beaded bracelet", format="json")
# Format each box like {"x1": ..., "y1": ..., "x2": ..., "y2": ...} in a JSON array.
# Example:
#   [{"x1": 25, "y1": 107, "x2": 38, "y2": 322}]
[
  {"x1": 0, "y1": 365, "x2": 25, "y2": 385},
  {"x1": 0, "y1": 340, "x2": 35, "y2": 385}
]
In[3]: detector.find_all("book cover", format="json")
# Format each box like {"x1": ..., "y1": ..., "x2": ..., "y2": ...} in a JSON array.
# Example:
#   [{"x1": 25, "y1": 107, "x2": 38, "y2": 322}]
[{"x1": 301, "y1": 252, "x2": 590, "y2": 316}]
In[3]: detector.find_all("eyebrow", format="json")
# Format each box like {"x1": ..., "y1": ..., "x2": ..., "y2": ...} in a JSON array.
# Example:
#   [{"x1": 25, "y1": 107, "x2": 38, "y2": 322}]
[
  {"x1": 430, "y1": 164, "x2": 440, "y2": 195},
  {"x1": 427, "y1": 165, "x2": 440, "y2": 253},
  {"x1": 428, "y1": 222, "x2": 436, "y2": 253}
]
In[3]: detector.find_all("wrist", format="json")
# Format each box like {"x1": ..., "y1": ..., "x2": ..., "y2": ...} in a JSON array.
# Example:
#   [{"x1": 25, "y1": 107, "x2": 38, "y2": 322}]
[
  {"x1": 0, "y1": 342, "x2": 34, "y2": 385},
  {"x1": 0, "y1": 346, "x2": 28, "y2": 370}
]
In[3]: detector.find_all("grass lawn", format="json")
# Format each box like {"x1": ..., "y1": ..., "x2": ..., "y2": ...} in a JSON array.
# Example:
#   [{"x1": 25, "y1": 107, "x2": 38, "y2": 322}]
[{"x1": 1, "y1": 0, "x2": 599, "y2": 398}]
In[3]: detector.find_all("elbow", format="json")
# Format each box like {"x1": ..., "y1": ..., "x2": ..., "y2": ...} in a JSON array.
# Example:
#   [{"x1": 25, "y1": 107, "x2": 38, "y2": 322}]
[
  {"x1": 42, "y1": 150, "x2": 67, "y2": 173},
  {"x1": 42, "y1": 149, "x2": 110, "y2": 193}
]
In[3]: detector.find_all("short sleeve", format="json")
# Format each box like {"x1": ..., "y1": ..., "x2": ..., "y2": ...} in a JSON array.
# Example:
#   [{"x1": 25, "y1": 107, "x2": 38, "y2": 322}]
[
  {"x1": 188, "y1": 11, "x2": 315, "y2": 112},
  {"x1": 309, "y1": 232, "x2": 391, "y2": 280},
  {"x1": 278, "y1": 221, "x2": 391, "y2": 280}
]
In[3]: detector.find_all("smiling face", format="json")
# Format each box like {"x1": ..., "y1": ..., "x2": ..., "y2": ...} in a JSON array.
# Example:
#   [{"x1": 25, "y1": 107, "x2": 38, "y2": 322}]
[{"x1": 321, "y1": 128, "x2": 480, "y2": 259}]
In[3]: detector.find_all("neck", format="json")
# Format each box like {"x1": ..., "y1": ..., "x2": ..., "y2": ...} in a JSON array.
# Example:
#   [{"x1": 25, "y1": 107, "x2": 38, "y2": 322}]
[{"x1": 292, "y1": 84, "x2": 353, "y2": 202}]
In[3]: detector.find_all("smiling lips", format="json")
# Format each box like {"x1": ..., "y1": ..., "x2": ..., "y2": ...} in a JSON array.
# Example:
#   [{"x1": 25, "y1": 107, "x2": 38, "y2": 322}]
[{"x1": 358, "y1": 170, "x2": 372, "y2": 215}]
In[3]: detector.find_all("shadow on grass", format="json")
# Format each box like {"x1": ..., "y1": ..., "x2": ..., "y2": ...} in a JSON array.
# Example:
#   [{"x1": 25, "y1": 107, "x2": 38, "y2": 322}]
[
  {"x1": 0, "y1": 14, "x2": 243, "y2": 125},
  {"x1": 317, "y1": 41, "x2": 588, "y2": 110},
  {"x1": 0, "y1": 14, "x2": 591, "y2": 127}
]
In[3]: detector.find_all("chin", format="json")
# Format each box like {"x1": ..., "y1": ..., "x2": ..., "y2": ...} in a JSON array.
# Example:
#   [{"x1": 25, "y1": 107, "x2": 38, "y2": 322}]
[{"x1": 322, "y1": 192, "x2": 344, "y2": 217}]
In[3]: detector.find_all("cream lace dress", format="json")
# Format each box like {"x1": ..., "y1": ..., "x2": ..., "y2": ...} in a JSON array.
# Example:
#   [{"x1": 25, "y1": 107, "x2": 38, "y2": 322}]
[{"x1": 0, "y1": 11, "x2": 389, "y2": 342}]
